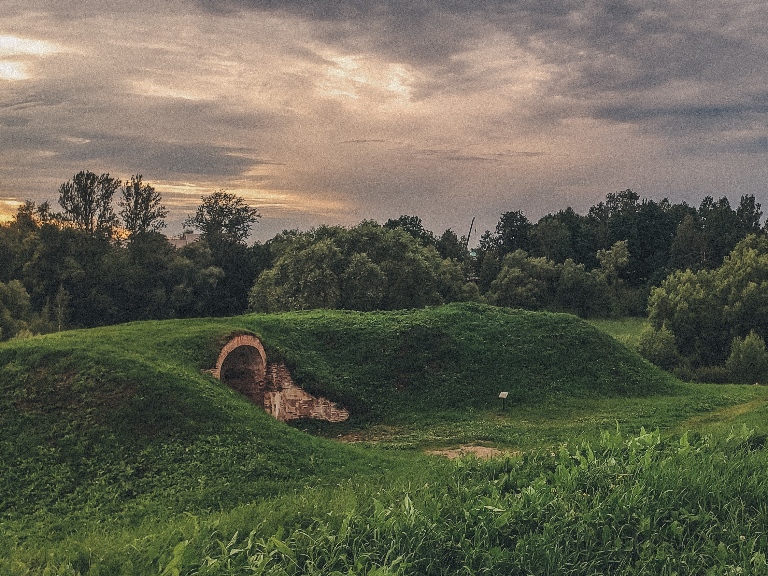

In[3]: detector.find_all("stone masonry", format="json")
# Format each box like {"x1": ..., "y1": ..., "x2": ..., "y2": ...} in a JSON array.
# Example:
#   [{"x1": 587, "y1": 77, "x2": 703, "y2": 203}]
[{"x1": 211, "y1": 334, "x2": 349, "y2": 423}]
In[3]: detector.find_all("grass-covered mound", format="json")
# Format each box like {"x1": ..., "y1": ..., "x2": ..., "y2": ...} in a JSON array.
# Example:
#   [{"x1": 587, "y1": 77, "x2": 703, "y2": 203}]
[
  {"x1": 247, "y1": 302, "x2": 677, "y2": 420},
  {"x1": 0, "y1": 304, "x2": 674, "y2": 525},
  {"x1": 2, "y1": 304, "x2": 768, "y2": 574},
  {"x1": 0, "y1": 317, "x2": 408, "y2": 534}
]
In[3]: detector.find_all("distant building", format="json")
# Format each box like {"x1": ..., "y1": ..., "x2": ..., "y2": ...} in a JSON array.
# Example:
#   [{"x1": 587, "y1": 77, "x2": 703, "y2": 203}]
[{"x1": 167, "y1": 232, "x2": 201, "y2": 249}]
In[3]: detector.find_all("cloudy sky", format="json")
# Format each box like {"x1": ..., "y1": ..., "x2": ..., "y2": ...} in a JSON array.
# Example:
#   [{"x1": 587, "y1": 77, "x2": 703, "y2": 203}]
[{"x1": 1, "y1": 0, "x2": 767, "y2": 241}]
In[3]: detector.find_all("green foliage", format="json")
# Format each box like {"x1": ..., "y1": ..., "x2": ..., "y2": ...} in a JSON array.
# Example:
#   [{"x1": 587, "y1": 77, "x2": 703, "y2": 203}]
[
  {"x1": 487, "y1": 251, "x2": 557, "y2": 310},
  {"x1": 485, "y1": 250, "x2": 614, "y2": 317},
  {"x1": 183, "y1": 190, "x2": 260, "y2": 246},
  {"x1": 638, "y1": 324, "x2": 681, "y2": 371},
  {"x1": 726, "y1": 331, "x2": 768, "y2": 384},
  {"x1": 243, "y1": 303, "x2": 675, "y2": 421},
  {"x1": 177, "y1": 428, "x2": 768, "y2": 576},
  {"x1": 0, "y1": 280, "x2": 31, "y2": 340},
  {"x1": 11, "y1": 428, "x2": 768, "y2": 575},
  {"x1": 119, "y1": 174, "x2": 168, "y2": 237},
  {"x1": 57, "y1": 170, "x2": 120, "y2": 238},
  {"x1": 4, "y1": 307, "x2": 768, "y2": 573},
  {"x1": 650, "y1": 234, "x2": 768, "y2": 367},
  {"x1": 383, "y1": 215, "x2": 437, "y2": 247},
  {"x1": 248, "y1": 224, "x2": 465, "y2": 313},
  {"x1": 0, "y1": 318, "x2": 413, "y2": 539}
]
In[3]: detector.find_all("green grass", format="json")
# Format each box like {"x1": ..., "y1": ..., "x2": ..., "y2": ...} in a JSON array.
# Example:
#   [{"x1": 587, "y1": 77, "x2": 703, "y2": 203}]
[
  {"x1": 247, "y1": 304, "x2": 674, "y2": 420},
  {"x1": 3, "y1": 304, "x2": 768, "y2": 574},
  {"x1": 587, "y1": 316, "x2": 649, "y2": 349}
]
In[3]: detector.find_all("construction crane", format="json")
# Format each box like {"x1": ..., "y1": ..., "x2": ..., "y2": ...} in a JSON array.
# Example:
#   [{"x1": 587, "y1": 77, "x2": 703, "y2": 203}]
[{"x1": 464, "y1": 217, "x2": 475, "y2": 251}]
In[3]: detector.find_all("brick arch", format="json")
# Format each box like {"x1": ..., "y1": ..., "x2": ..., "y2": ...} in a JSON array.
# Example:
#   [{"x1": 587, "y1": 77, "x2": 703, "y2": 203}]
[
  {"x1": 211, "y1": 333, "x2": 349, "y2": 423},
  {"x1": 212, "y1": 334, "x2": 266, "y2": 381}
]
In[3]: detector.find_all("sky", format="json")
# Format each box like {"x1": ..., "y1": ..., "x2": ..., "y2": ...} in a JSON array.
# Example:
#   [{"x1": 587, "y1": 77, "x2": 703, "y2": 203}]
[{"x1": 1, "y1": 0, "x2": 767, "y2": 242}]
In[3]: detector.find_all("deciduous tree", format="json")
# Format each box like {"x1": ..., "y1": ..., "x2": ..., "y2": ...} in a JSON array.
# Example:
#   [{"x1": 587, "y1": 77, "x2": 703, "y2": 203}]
[
  {"x1": 58, "y1": 171, "x2": 120, "y2": 238},
  {"x1": 183, "y1": 190, "x2": 260, "y2": 246},
  {"x1": 119, "y1": 175, "x2": 167, "y2": 237}
]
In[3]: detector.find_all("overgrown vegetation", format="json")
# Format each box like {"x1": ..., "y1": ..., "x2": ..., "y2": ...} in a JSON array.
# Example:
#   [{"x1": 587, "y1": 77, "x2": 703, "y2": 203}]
[
  {"x1": 648, "y1": 234, "x2": 768, "y2": 379},
  {"x1": 245, "y1": 303, "x2": 674, "y2": 422},
  {"x1": 3, "y1": 305, "x2": 768, "y2": 573},
  {"x1": 3, "y1": 182, "x2": 766, "y2": 341},
  {"x1": 116, "y1": 427, "x2": 768, "y2": 575}
]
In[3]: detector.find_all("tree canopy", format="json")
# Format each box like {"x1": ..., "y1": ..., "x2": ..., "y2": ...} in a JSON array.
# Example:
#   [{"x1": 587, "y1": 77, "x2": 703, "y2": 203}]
[
  {"x1": 58, "y1": 171, "x2": 120, "y2": 237},
  {"x1": 183, "y1": 190, "x2": 261, "y2": 246},
  {"x1": 2, "y1": 175, "x2": 766, "y2": 348},
  {"x1": 119, "y1": 174, "x2": 168, "y2": 237}
]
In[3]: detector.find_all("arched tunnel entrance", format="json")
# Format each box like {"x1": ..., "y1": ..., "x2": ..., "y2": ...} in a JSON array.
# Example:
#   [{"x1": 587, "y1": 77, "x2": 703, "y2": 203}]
[
  {"x1": 211, "y1": 334, "x2": 267, "y2": 408},
  {"x1": 220, "y1": 344, "x2": 266, "y2": 405},
  {"x1": 211, "y1": 334, "x2": 349, "y2": 423}
]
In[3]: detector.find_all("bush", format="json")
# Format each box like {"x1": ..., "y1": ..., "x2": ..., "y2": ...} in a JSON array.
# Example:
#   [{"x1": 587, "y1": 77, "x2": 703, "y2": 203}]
[
  {"x1": 638, "y1": 325, "x2": 680, "y2": 371},
  {"x1": 691, "y1": 365, "x2": 731, "y2": 384},
  {"x1": 726, "y1": 330, "x2": 768, "y2": 384}
]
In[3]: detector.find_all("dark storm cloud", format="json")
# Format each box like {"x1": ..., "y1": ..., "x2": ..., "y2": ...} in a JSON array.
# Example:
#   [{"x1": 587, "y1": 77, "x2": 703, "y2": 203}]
[
  {"x1": 594, "y1": 92, "x2": 768, "y2": 136},
  {"x1": 54, "y1": 135, "x2": 269, "y2": 178},
  {"x1": 596, "y1": 97, "x2": 768, "y2": 124},
  {"x1": 198, "y1": 0, "x2": 768, "y2": 126},
  {"x1": 3, "y1": 0, "x2": 768, "y2": 237},
  {"x1": 725, "y1": 136, "x2": 768, "y2": 154}
]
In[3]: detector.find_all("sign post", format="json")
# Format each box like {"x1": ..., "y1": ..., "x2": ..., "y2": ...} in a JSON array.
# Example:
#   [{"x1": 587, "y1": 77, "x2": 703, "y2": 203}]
[{"x1": 498, "y1": 391, "x2": 508, "y2": 411}]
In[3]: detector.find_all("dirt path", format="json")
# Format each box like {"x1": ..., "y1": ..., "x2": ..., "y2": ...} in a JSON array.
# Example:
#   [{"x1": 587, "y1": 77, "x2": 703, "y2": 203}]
[
  {"x1": 425, "y1": 445, "x2": 521, "y2": 459},
  {"x1": 679, "y1": 398, "x2": 768, "y2": 429}
]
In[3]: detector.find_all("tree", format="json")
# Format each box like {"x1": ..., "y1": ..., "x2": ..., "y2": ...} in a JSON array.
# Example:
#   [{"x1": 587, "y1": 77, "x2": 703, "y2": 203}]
[
  {"x1": 436, "y1": 229, "x2": 468, "y2": 261},
  {"x1": 737, "y1": 194, "x2": 762, "y2": 235},
  {"x1": 649, "y1": 234, "x2": 768, "y2": 367},
  {"x1": 486, "y1": 250, "x2": 558, "y2": 310},
  {"x1": 495, "y1": 210, "x2": 532, "y2": 255},
  {"x1": 119, "y1": 175, "x2": 168, "y2": 237},
  {"x1": 247, "y1": 222, "x2": 454, "y2": 313},
  {"x1": 668, "y1": 213, "x2": 706, "y2": 272},
  {"x1": 530, "y1": 217, "x2": 573, "y2": 262},
  {"x1": 595, "y1": 240, "x2": 630, "y2": 287},
  {"x1": 58, "y1": 171, "x2": 120, "y2": 237},
  {"x1": 698, "y1": 196, "x2": 741, "y2": 267},
  {"x1": 0, "y1": 280, "x2": 31, "y2": 340},
  {"x1": 340, "y1": 253, "x2": 386, "y2": 311},
  {"x1": 638, "y1": 324, "x2": 681, "y2": 371},
  {"x1": 726, "y1": 331, "x2": 768, "y2": 384},
  {"x1": 384, "y1": 215, "x2": 436, "y2": 247},
  {"x1": 555, "y1": 259, "x2": 608, "y2": 317},
  {"x1": 183, "y1": 190, "x2": 260, "y2": 246}
]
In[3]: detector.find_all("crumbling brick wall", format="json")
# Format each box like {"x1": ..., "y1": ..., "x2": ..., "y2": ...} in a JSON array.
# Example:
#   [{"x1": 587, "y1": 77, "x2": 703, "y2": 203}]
[
  {"x1": 262, "y1": 363, "x2": 349, "y2": 422},
  {"x1": 212, "y1": 334, "x2": 349, "y2": 423}
]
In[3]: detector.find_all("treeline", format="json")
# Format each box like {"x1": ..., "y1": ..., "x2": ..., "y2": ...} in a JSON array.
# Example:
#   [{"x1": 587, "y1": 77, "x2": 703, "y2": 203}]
[
  {"x1": 2, "y1": 174, "x2": 767, "y2": 375},
  {"x1": 473, "y1": 189, "x2": 763, "y2": 311},
  {"x1": 644, "y1": 234, "x2": 768, "y2": 382},
  {"x1": 246, "y1": 189, "x2": 763, "y2": 319},
  {"x1": 0, "y1": 172, "x2": 266, "y2": 340}
]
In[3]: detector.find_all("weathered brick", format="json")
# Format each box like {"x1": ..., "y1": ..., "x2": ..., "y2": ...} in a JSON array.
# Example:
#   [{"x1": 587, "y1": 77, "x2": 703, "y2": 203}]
[{"x1": 211, "y1": 334, "x2": 349, "y2": 423}]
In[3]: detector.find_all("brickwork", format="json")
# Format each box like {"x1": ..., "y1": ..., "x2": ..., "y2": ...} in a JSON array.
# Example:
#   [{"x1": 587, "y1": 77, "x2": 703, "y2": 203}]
[
  {"x1": 212, "y1": 334, "x2": 349, "y2": 423},
  {"x1": 263, "y1": 363, "x2": 349, "y2": 422}
]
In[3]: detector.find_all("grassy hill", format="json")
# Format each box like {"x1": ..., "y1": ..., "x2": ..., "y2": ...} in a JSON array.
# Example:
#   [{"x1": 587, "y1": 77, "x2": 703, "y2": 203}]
[
  {"x1": 13, "y1": 303, "x2": 768, "y2": 574},
  {"x1": 0, "y1": 303, "x2": 675, "y2": 522},
  {"x1": 247, "y1": 302, "x2": 676, "y2": 419}
]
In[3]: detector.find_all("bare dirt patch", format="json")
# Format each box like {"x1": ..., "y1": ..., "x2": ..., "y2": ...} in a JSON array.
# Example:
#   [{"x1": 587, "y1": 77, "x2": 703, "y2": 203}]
[{"x1": 425, "y1": 445, "x2": 520, "y2": 459}]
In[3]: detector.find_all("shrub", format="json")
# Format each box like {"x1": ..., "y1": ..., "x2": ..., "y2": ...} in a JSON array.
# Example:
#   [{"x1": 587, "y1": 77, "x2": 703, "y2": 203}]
[
  {"x1": 726, "y1": 330, "x2": 768, "y2": 384},
  {"x1": 691, "y1": 365, "x2": 731, "y2": 384},
  {"x1": 638, "y1": 324, "x2": 680, "y2": 371}
]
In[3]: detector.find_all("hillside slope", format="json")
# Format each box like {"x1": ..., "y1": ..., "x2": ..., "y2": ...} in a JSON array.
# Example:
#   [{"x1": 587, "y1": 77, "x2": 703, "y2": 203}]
[
  {"x1": 0, "y1": 303, "x2": 676, "y2": 525},
  {"x1": 246, "y1": 302, "x2": 677, "y2": 419},
  {"x1": 0, "y1": 318, "x2": 399, "y2": 528}
]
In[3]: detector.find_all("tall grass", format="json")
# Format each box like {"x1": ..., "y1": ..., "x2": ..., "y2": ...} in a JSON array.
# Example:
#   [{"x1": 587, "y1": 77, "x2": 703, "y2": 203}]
[
  {"x1": 3, "y1": 305, "x2": 768, "y2": 574},
  {"x1": 9, "y1": 427, "x2": 766, "y2": 575},
  {"x1": 174, "y1": 427, "x2": 768, "y2": 575}
]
